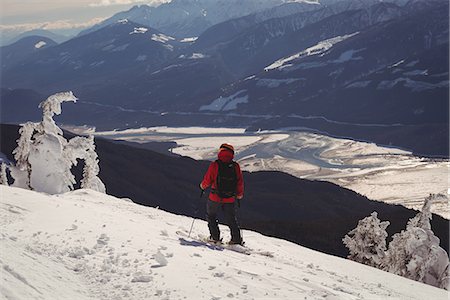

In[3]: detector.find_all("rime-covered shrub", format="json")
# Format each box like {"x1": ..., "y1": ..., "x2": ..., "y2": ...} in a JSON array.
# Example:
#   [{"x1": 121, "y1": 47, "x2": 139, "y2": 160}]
[
  {"x1": 0, "y1": 163, "x2": 8, "y2": 186},
  {"x1": 383, "y1": 194, "x2": 449, "y2": 289},
  {"x1": 66, "y1": 136, "x2": 105, "y2": 193},
  {"x1": 12, "y1": 122, "x2": 36, "y2": 188},
  {"x1": 9, "y1": 91, "x2": 105, "y2": 194},
  {"x1": 345, "y1": 195, "x2": 449, "y2": 290},
  {"x1": 343, "y1": 212, "x2": 390, "y2": 267}
]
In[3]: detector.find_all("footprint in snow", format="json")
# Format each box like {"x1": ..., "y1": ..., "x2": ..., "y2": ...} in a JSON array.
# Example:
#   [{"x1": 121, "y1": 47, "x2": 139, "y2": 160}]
[
  {"x1": 97, "y1": 233, "x2": 109, "y2": 245},
  {"x1": 131, "y1": 273, "x2": 153, "y2": 283},
  {"x1": 65, "y1": 224, "x2": 78, "y2": 231},
  {"x1": 151, "y1": 250, "x2": 168, "y2": 267}
]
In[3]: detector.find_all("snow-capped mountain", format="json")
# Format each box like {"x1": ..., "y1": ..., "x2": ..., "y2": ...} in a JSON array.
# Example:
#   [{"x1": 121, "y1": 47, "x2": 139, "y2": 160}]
[
  {"x1": 8, "y1": 29, "x2": 68, "y2": 45},
  {"x1": 195, "y1": 1, "x2": 417, "y2": 79},
  {"x1": 79, "y1": 0, "x2": 295, "y2": 39},
  {"x1": 1, "y1": 0, "x2": 448, "y2": 156},
  {"x1": 1, "y1": 185, "x2": 447, "y2": 299},
  {"x1": 0, "y1": 36, "x2": 57, "y2": 70},
  {"x1": 211, "y1": 2, "x2": 448, "y2": 117},
  {"x1": 193, "y1": 0, "x2": 449, "y2": 155},
  {"x1": 1, "y1": 29, "x2": 70, "y2": 47},
  {"x1": 2, "y1": 20, "x2": 180, "y2": 95},
  {"x1": 191, "y1": 0, "x2": 388, "y2": 53}
]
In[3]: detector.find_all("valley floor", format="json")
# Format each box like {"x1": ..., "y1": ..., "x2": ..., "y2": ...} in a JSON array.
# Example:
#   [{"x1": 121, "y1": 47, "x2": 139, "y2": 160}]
[
  {"x1": 86, "y1": 126, "x2": 449, "y2": 219},
  {"x1": 1, "y1": 186, "x2": 447, "y2": 300}
]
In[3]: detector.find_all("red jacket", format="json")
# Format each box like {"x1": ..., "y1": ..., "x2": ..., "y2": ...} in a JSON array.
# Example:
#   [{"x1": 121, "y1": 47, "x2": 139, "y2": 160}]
[{"x1": 201, "y1": 156, "x2": 244, "y2": 203}]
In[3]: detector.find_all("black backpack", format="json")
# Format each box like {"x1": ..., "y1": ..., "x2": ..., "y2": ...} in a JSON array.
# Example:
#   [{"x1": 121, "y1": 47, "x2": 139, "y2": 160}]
[{"x1": 215, "y1": 160, "x2": 237, "y2": 198}]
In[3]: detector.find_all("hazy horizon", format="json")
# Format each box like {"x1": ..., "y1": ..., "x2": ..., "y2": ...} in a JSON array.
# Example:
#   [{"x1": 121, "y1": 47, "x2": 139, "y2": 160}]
[{"x1": 0, "y1": 0, "x2": 168, "y2": 37}]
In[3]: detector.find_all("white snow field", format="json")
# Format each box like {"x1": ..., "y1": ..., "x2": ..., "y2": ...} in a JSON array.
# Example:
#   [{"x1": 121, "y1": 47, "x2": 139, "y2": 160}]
[
  {"x1": 88, "y1": 127, "x2": 449, "y2": 219},
  {"x1": 1, "y1": 185, "x2": 447, "y2": 300}
]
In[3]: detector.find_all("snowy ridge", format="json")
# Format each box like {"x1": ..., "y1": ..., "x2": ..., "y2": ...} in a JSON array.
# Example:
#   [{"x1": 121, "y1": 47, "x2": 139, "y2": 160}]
[
  {"x1": 180, "y1": 37, "x2": 198, "y2": 43},
  {"x1": 1, "y1": 185, "x2": 447, "y2": 300},
  {"x1": 130, "y1": 27, "x2": 148, "y2": 34},
  {"x1": 264, "y1": 32, "x2": 359, "y2": 71},
  {"x1": 151, "y1": 33, "x2": 175, "y2": 43},
  {"x1": 200, "y1": 90, "x2": 249, "y2": 111}
]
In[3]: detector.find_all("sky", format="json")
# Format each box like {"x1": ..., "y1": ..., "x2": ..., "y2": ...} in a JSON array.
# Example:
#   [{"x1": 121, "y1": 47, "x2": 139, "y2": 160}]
[{"x1": 0, "y1": 1, "x2": 169, "y2": 35}]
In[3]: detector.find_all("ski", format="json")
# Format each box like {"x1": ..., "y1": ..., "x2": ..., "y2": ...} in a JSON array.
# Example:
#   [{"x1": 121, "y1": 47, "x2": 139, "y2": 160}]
[
  {"x1": 197, "y1": 234, "x2": 251, "y2": 255},
  {"x1": 176, "y1": 230, "x2": 275, "y2": 257},
  {"x1": 176, "y1": 231, "x2": 251, "y2": 255}
]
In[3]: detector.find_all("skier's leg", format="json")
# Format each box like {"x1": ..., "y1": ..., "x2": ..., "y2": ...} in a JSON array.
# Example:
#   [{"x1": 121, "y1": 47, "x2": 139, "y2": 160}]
[
  {"x1": 206, "y1": 199, "x2": 221, "y2": 241},
  {"x1": 223, "y1": 202, "x2": 242, "y2": 243}
]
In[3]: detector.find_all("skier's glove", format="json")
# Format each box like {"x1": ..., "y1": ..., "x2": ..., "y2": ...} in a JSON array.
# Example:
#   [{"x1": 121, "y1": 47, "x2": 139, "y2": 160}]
[
  {"x1": 199, "y1": 184, "x2": 205, "y2": 198},
  {"x1": 236, "y1": 195, "x2": 243, "y2": 208}
]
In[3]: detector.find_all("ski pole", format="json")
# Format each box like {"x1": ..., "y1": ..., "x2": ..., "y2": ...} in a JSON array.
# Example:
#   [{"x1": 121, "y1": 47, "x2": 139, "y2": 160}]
[
  {"x1": 188, "y1": 218, "x2": 195, "y2": 238},
  {"x1": 189, "y1": 187, "x2": 205, "y2": 237}
]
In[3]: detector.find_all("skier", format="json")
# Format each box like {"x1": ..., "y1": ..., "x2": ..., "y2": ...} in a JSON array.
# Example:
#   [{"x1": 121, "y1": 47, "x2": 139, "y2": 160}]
[{"x1": 200, "y1": 143, "x2": 244, "y2": 245}]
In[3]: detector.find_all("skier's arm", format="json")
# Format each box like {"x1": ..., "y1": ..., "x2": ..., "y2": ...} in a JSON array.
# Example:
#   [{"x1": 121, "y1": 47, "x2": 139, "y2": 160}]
[
  {"x1": 235, "y1": 163, "x2": 244, "y2": 199},
  {"x1": 200, "y1": 162, "x2": 216, "y2": 190}
]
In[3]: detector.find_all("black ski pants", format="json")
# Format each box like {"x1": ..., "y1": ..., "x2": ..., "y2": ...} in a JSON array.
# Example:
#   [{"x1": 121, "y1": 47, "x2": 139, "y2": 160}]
[{"x1": 206, "y1": 199, "x2": 241, "y2": 243}]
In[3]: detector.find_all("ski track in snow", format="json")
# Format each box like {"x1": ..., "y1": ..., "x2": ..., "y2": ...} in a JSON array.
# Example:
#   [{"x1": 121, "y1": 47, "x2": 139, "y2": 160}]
[{"x1": 1, "y1": 186, "x2": 447, "y2": 300}]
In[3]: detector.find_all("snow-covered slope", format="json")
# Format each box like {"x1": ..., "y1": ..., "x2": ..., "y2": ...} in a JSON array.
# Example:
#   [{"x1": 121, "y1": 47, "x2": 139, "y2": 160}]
[{"x1": 1, "y1": 185, "x2": 447, "y2": 299}]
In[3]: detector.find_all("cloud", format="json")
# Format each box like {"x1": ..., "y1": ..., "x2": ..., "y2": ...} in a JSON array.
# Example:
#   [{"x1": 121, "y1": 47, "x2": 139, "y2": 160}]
[
  {"x1": 89, "y1": 0, "x2": 170, "y2": 7},
  {"x1": 0, "y1": 17, "x2": 106, "y2": 32}
]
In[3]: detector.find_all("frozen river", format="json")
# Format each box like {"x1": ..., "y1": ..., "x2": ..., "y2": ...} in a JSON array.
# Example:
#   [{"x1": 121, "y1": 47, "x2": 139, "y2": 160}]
[{"x1": 80, "y1": 126, "x2": 449, "y2": 219}]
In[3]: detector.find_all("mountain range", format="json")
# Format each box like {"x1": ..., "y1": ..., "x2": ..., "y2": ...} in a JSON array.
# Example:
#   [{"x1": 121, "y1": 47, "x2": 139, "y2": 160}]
[
  {"x1": 1, "y1": 0, "x2": 448, "y2": 156},
  {"x1": 78, "y1": 0, "x2": 312, "y2": 39}
]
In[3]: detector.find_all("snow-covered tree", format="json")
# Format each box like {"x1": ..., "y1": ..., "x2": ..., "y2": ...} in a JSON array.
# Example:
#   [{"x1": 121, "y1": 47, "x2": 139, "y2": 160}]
[
  {"x1": 66, "y1": 136, "x2": 105, "y2": 193},
  {"x1": 9, "y1": 91, "x2": 106, "y2": 194},
  {"x1": 343, "y1": 212, "x2": 390, "y2": 267},
  {"x1": 344, "y1": 195, "x2": 449, "y2": 290},
  {"x1": 0, "y1": 163, "x2": 8, "y2": 186},
  {"x1": 440, "y1": 265, "x2": 449, "y2": 290},
  {"x1": 25, "y1": 92, "x2": 78, "y2": 194},
  {"x1": 383, "y1": 194, "x2": 449, "y2": 289},
  {"x1": 12, "y1": 122, "x2": 37, "y2": 189}
]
